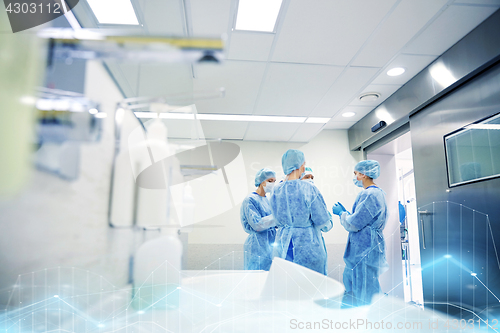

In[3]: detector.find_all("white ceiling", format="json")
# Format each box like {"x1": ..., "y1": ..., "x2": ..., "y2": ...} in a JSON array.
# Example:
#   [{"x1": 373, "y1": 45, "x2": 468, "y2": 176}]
[{"x1": 78, "y1": 0, "x2": 500, "y2": 142}]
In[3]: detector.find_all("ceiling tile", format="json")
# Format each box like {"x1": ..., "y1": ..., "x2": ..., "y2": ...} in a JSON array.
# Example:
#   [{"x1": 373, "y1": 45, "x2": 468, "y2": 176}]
[
  {"x1": 190, "y1": 0, "x2": 232, "y2": 36},
  {"x1": 310, "y1": 67, "x2": 380, "y2": 117},
  {"x1": 323, "y1": 121, "x2": 356, "y2": 130},
  {"x1": 403, "y1": 5, "x2": 498, "y2": 56},
  {"x1": 350, "y1": 84, "x2": 402, "y2": 107},
  {"x1": 228, "y1": 32, "x2": 274, "y2": 61},
  {"x1": 103, "y1": 62, "x2": 139, "y2": 97},
  {"x1": 272, "y1": 0, "x2": 399, "y2": 65},
  {"x1": 193, "y1": 61, "x2": 267, "y2": 114},
  {"x1": 333, "y1": 106, "x2": 375, "y2": 122},
  {"x1": 371, "y1": 54, "x2": 437, "y2": 85},
  {"x1": 289, "y1": 123, "x2": 325, "y2": 142},
  {"x1": 142, "y1": 0, "x2": 185, "y2": 35},
  {"x1": 117, "y1": 63, "x2": 140, "y2": 96},
  {"x1": 352, "y1": 0, "x2": 448, "y2": 67},
  {"x1": 244, "y1": 122, "x2": 301, "y2": 141},
  {"x1": 199, "y1": 120, "x2": 248, "y2": 140},
  {"x1": 163, "y1": 119, "x2": 204, "y2": 139},
  {"x1": 254, "y1": 63, "x2": 344, "y2": 116},
  {"x1": 138, "y1": 64, "x2": 193, "y2": 97}
]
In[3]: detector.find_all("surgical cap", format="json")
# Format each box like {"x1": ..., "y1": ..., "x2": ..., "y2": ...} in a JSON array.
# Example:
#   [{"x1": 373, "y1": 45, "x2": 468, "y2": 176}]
[
  {"x1": 354, "y1": 160, "x2": 381, "y2": 179},
  {"x1": 304, "y1": 167, "x2": 313, "y2": 175},
  {"x1": 255, "y1": 168, "x2": 276, "y2": 187},
  {"x1": 282, "y1": 149, "x2": 305, "y2": 175}
]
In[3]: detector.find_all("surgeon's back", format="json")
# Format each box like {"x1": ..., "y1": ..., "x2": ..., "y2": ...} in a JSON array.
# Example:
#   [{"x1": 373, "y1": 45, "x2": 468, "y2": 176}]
[
  {"x1": 271, "y1": 179, "x2": 325, "y2": 227},
  {"x1": 269, "y1": 178, "x2": 332, "y2": 274}
]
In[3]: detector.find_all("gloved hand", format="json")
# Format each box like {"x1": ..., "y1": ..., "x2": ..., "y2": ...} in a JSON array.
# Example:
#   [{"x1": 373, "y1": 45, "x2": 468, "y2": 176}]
[{"x1": 332, "y1": 202, "x2": 347, "y2": 216}]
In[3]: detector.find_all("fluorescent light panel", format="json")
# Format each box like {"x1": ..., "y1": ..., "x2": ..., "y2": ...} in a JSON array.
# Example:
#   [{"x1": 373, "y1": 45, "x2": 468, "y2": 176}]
[
  {"x1": 160, "y1": 113, "x2": 195, "y2": 120},
  {"x1": 134, "y1": 112, "x2": 157, "y2": 119},
  {"x1": 305, "y1": 118, "x2": 331, "y2": 124},
  {"x1": 87, "y1": 0, "x2": 139, "y2": 25},
  {"x1": 235, "y1": 0, "x2": 283, "y2": 32},
  {"x1": 197, "y1": 114, "x2": 306, "y2": 123},
  {"x1": 134, "y1": 112, "x2": 195, "y2": 119},
  {"x1": 196, "y1": 114, "x2": 252, "y2": 121},
  {"x1": 135, "y1": 112, "x2": 310, "y2": 123}
]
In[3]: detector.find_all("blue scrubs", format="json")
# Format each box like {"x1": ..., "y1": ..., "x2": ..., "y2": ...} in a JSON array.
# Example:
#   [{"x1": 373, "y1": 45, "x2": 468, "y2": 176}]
[
  {"x1": 240, "y1": 192, "x2": 276, "y2": 270},
  {"x1": 340, "y1": 186, "x2": 389, "y2": 306},
  {"x1": 270, "y1": 180, "x2": 333, "y2": 275}
]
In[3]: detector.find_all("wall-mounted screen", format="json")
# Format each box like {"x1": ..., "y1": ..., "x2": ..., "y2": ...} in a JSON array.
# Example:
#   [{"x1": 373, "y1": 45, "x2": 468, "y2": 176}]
[{"x1": 444, "y1": 112, "x2": 500, "y2": 187}]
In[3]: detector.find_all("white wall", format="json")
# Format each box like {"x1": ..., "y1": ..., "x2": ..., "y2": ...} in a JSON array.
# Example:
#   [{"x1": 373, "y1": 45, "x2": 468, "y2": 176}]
[
  {"x1": 187, "y1": 130, "x2": 363, "y2": 245},
  {"x1": 367, "y1": 153, "x2": 405, "y2": 299}
]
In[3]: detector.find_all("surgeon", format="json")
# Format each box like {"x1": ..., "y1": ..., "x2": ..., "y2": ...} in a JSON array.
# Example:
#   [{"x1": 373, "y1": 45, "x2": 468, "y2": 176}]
[
  {"x1": 270, "y1": 150, "x2": 333, "y2": 275},
  {"x1": 332, "y1": 160, "x2": 389, "y2": 307},
  {"x1": 300, "y1": 167, "x2": 314, "y2": 184},
  {"x1": 240, "y1": 168, "x2": 277, "y2": 271}
]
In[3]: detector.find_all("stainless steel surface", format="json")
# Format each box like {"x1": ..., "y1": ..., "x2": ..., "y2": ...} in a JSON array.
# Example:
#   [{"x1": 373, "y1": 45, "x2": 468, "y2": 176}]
[
  {"x1": 419, "y1": 214, "x2": 426, "y2": 250},
  {"x1": 348, "y1": 9, "x2": 500, "y2": 151},
  {"x1": 410, "y1": 60, "x2": 500, "y2": 317}
]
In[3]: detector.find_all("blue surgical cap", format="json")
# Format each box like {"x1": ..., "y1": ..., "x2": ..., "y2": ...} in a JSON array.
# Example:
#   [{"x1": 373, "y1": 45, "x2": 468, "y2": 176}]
[
  {"x1": 355, "y1": 160, "x2": 381, "y2": 179},
  {"x1": 255, "y1": 168, "x2": 276, "y2": 187},
  {"x1": 300, "y1": 167, "x2": 313, "y2": 179},
  {"x1": 282, "y1": 149, "x2": 305, "y2": 175}
]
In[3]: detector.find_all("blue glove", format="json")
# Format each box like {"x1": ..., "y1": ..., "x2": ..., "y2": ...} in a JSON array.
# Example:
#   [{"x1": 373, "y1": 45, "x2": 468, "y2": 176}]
[{"x1": 332, "y1": 202, "x2": 347, "y2": 216}]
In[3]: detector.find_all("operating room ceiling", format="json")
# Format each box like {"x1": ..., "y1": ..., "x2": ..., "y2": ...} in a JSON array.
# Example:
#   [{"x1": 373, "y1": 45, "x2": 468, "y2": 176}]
[{"x1": 71, "y1": 0, "x2": 500, "y2": 142}]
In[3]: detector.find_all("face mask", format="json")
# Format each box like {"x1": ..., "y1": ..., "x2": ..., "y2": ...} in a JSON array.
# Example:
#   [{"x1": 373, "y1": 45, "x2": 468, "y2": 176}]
[
  {"x1": 300, "y1": 172, "x2": 305, "y2": 180},
  {"x1": 353, "y1": 176, "x2": 363, "y2": 188},
  {"x1": 303, "y1": 179, "x2": 314, "y2": 185},
  {"x1": 264, "y1": 182, "x2": 275, "y2": 193}
]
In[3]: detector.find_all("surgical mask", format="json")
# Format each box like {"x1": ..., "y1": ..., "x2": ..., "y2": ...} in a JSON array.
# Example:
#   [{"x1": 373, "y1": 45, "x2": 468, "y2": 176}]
[
  {"x1": 264, "y1": 182, "x2": 275, "y2": 193},
  {"x1": 300, "y1": 172, "x2": 305, "y2": 180},
  {"x1": 353, "y1": 176, "x2": 363, "y2": 187},
  {"x1": 303, "y1": 179, "x2": 314, "y2": 185}
]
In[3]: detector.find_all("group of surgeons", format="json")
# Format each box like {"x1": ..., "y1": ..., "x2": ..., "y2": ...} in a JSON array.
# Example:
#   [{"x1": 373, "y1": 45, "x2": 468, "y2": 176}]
[{"x1": 240, "y1": 149, "x2": 389, "y2": 307}]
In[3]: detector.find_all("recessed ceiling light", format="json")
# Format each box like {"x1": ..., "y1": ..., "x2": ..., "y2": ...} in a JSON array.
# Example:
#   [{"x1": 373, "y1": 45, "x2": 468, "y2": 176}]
[
  {"x1": 235, "y1": 0, "x2": 283, "y2": 32},
  {"x1": 359, "y1": 93, "x2": 380, "y2": 102},
  {"x1": 342, "y1": 112, "x2": 356, "y2": 118},
  {"x1": 87, "y1": 0, "x2": 139, "y2": 25},
  {"x1": 387, "y1": 67, "x2": 405, "y2": 76}
]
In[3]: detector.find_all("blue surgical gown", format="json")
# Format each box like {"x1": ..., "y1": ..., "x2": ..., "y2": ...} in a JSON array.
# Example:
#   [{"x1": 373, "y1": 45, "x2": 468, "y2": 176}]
[
  {"x1": 340, "y1": 186, "x2": 389, "y2": 306},
  {"x1": 240, "y1": 192, "x2": 276, "y2": 270},
  {"x1": 270, "y1": 180, "x2": 333, "y2": 275}
]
